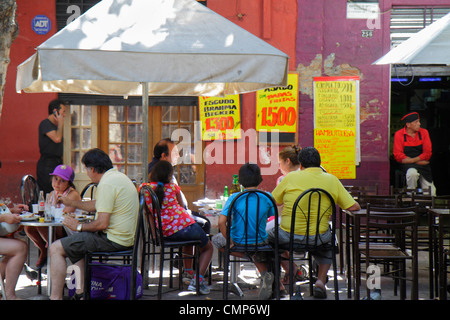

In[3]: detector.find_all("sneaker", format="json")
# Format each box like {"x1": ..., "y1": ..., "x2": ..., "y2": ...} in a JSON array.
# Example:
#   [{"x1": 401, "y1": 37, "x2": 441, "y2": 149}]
[
  {"x1": 188, "y1": 278, "x2": 210, "y2": 295},
  {"x1": 259, "y1": 272, "x2": 274, "y2": 300}
]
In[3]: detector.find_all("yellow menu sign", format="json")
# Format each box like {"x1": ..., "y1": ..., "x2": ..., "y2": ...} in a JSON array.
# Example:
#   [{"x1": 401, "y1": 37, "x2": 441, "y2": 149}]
[
  {"x1": 313, "y1": 76, "x2": 359, "y2": 179},
  {"x1": 198, "y1": 95, "x2": 241, "y2": 141},
  {"x1": 256, "y1": 73, "x2": 298, "y2": 133}
]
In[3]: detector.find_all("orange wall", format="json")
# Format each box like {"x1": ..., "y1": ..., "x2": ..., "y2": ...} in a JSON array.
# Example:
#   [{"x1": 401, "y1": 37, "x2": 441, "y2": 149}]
[{"x1": 0, "y1": 0, "x2": 57, "y2": 203}]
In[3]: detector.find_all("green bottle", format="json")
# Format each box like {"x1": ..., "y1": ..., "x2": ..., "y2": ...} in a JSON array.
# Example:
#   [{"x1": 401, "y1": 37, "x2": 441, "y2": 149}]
[
  {"x1": 230, "y1": 174, "x2": 240, "y2": 194},
  {"x1": 223, "y1": 185, "x2": 229, "y2": 198}
]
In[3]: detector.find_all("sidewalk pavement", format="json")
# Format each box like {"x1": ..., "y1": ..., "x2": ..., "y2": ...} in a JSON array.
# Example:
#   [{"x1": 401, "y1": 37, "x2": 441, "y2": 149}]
[{"x1": 13, "y1": 238, "x2": 438, "y2": 302}]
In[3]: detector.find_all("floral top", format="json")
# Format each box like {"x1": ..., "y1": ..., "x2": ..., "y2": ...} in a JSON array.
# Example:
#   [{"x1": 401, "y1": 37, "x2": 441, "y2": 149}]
[{"x1": 142, "y1": 182, "x2": 195, "y2": 237}]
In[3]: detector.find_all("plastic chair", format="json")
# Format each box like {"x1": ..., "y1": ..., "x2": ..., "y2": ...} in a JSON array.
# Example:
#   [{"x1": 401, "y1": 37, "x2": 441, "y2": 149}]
[
  {"x1": 353, "y1": 204, "x2": 419, "y2": 300},
  {"x1": 280, "y1": 188, "x2": 339, "y2": 300},
  {"x1": 222, "y1": 190, "x2": 279, "y2": 300},
  {"x1": 83, "y1": 195, "x2": 143, "y2": 300},
  {"x1": 139, "y1": 184, "x2": 201, "y2": 299}
]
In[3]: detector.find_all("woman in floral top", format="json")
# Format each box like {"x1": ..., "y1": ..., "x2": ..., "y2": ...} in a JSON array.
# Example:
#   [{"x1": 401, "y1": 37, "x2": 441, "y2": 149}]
[{"x1": 142, "y1": 160, "x2": 213, "y2": 294}]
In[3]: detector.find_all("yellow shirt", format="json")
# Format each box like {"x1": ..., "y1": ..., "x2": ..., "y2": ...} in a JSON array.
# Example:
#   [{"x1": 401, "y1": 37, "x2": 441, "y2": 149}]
[
  {"x1": 96, "y1": 168, "x2": 139, "y2": 247},
  {"x1": 272, "y1": 167, "x2": 355, "y2": 235}
]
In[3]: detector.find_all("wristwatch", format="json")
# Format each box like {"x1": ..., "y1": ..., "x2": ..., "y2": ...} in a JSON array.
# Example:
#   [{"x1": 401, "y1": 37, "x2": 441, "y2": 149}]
[{"x1": 77, "y1": 223, "x2": 82, "y2": 232}]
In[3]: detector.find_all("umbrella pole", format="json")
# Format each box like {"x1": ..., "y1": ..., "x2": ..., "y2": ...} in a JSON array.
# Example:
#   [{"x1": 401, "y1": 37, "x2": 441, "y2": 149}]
[{"x1": 142, "y1": 82, "x2": 149, "y2": 183}]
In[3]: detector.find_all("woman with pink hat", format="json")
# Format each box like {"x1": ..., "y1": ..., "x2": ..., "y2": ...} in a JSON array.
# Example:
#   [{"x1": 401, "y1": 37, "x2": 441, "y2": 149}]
[{"x1": 24, "y1": 165, "x2": 81, "y2": 268}]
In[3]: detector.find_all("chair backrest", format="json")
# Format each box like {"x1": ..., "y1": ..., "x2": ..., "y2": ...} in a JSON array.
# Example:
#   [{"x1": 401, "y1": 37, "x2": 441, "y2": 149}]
[
  {"x1": 225, "y1": 189, "x2": 278, "y2": 252},
  {"x1": 359, "y1": 194, "x2": 401, "y2": 208},
  {"x1": 432, "y1": 195, "x2": 450, "y2": 209},
  {"x1": 81, "y1": 182, "x2": 98, "y2": 201},
  {"x1": 20, "y1": 174, "x2": 39, "y2": 209},
  {"x1": 365, "y1": 204, "x2": 418, "y2": 250},
  {"x1": 139, "y1": 184, "x2": 163, "y2": 247},
  {"x1": 289, "y1": 188, "x2": 336, "y2": 251}
]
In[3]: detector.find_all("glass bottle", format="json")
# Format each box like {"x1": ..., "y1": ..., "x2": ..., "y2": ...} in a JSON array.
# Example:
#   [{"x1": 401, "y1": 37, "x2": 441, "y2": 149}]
[
  {"x1": 230, "y1": 174, "x2": 240, "y2": 194},
  {"x1": 38, "y1": 191, "x2": 45, "y2": 217},
  {"x1": 223, "y1": 185, "x2": 229, "y2": 198}
]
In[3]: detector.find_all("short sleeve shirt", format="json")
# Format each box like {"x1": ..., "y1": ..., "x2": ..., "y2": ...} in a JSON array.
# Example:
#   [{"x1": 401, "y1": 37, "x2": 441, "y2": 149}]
[
  {"x1": 272, "y1": 167, "x2": 355, "y2": 235},
  {"x1": 38, "y1": 119, "x2": 63, "y2": 158},
  {"x1": 96, "y1": 168, "x2": 139, "y2": 247}
]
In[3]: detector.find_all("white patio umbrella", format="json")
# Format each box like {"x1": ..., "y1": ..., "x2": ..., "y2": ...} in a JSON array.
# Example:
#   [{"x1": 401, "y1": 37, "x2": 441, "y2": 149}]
[
  {"x1": 373, "y1": 12, "x2": 450, "y2": 65},
  {"x1": 16, "y1": 0, "x2": 289, "y2": 179}
]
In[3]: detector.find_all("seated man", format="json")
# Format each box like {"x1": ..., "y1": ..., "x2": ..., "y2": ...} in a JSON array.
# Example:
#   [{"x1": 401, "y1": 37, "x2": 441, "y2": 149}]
[
  {"x1": 271, "y1": 146, "x2": 360, "y2": 298},
  {"x1": 49, "y1": 148, "x2": 139, "y2": 300},
  {"x1": 212, "y1": 163, "x2": 277, "y2": 300},
  {"x1": 393, "y1": 112, "x2": 436, "y2": 195}
]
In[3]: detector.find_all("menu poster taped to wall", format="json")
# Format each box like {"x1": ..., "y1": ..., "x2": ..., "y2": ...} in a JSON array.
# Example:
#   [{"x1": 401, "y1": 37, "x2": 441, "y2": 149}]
[
  {"x1": 313, "y1": 76, "x2": 360, "y2": 179},
  {"x1": 198, "y1": 94, "x2": 241, "y2": 141},
  {"x1": 256, "y1": 73, "x2": 298, "y2": 133}
]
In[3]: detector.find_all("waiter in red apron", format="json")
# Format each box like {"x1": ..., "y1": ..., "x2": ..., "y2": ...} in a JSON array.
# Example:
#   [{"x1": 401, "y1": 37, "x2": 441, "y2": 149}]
[{"x1": 393, "y1": 112, "x2": 436, "y2": 195}]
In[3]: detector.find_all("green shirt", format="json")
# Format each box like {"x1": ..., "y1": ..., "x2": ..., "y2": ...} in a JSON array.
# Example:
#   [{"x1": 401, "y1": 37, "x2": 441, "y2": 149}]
[
  {"x1": 96, "y1": 168, "x2": 139, "y2": 247},
  {"x1": 272, "y1": 167, "x2": 355, "y2": 235}
]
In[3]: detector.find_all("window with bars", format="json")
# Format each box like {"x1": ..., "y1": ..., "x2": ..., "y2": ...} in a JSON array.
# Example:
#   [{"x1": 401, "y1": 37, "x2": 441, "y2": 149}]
[
  {"x1": 108, "y1": 105, "x2": 143, "y2": 181},
  {"x1": 69, "y1": 105, "x2": 97, "y2": 175},
  {"x1": 161, "y1": 106, "x2": 199, "y2": 185},
  {"x1": 390, "y1": 6, "x2": 450, "y2": 48}
]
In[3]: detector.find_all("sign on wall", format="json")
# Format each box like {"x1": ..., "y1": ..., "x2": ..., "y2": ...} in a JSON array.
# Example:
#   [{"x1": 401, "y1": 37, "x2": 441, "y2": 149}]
[
  {"x1": 32, "y1": 15, "x2": 51, "y2": 35},
  {"x1": 256, "y1": 73, "x2": 298, "y2": 133},
  {"x1": 313, "y1": 76, "x2": 360, "y2": 179},
  {"x1": 198, "y1": 95, "x2": 241, "y2": 141}
]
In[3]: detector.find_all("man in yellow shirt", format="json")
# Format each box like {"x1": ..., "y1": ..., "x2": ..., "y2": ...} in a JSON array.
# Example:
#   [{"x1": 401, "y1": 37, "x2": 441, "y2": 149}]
[
  {"x1": 49, "y1": 148, "x2": 139, "y2": 300},
  {"x1": 271, "y1": 146, "x2": 360, "y2": 298}
]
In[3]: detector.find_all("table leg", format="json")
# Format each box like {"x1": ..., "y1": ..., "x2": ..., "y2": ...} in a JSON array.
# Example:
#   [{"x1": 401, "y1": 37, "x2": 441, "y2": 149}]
[{"x1": 47, "y1": 225, "x2": 53, "y2": 296}]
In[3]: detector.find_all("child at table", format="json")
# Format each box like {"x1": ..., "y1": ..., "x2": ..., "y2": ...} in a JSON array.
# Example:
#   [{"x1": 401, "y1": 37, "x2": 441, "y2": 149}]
[
  {"x1": 211, "y1": 162, "x2": 280, "y2": 300},
  {"x1": 140, "y1": 160, "x2": 213, "y2": 294}
]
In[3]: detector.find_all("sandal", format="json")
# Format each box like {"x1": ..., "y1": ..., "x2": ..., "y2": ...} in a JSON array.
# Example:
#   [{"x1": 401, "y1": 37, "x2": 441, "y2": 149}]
[
  {"x1": 71, "y1": 293, "x2": 84, "y2": 300},
  {"x1": 313, "y1": 280, "x2": 327, "y2": 299}
]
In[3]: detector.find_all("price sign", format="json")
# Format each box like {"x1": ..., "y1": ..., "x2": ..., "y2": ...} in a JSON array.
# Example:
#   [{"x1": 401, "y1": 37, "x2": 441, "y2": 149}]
[
  {"x1": 313, "y1": 76, "x2": 359, "y2": 179},
  {"x1": 198, "y1": 95, "x2": 241, "y2": 141},
  {"x1": 256, "y1": 73, "x2": 298, "y2": 133}
]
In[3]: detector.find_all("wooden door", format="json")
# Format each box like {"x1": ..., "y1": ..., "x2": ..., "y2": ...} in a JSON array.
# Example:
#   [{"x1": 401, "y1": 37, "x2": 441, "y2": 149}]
[{"x1": 151, "y1": 105, "x2": 205, "y2": 208}]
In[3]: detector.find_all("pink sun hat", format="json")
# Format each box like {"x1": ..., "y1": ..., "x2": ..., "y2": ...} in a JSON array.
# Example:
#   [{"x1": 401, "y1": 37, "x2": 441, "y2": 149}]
[{"x1": 49, "y1": 164, "x2": 75, "y2": 182}]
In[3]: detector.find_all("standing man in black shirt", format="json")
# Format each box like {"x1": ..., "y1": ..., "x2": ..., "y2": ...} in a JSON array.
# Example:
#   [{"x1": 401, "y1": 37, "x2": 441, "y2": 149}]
[{"x1": 37, "y1": 99, "x2": 67, "y2": 194}]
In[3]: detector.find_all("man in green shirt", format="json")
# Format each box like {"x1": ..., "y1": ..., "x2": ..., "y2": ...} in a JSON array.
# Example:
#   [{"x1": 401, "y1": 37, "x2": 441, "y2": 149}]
[
  {"x1": 271, "y1": 146, "x2": 360, "y2": 298},
  {"x1": 49, "y1": 148, "x2": 139, "y2": 300}
]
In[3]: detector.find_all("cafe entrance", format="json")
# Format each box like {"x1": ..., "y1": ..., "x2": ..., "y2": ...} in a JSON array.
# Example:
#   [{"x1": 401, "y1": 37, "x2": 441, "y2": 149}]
[
  {"x1": 62, "y1": 95, "x2": 205, "y2": 208},
  {"x1": 389, "y1": 72, "x2": 450, "y2": 195}
]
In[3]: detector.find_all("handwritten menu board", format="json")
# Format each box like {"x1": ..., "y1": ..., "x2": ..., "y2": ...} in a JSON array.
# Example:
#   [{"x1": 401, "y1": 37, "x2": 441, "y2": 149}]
[
  {"x1": 256, "y1": 73, "x2": 298, "y2": 133},
  {"x1": 313, "y1": 76, "x2": 359, "y2": 179},
  {"x1": 198, "y1": 94, "x2": 241, "y2": 141}
]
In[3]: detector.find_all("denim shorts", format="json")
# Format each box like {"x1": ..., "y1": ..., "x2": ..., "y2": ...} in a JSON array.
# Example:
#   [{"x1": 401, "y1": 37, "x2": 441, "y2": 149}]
[
  {"x1": 165, "y1": 222, "x2": 209, "y2": 248},
  {"x1": 267, "y1": 227, "x2": 333, "y2": 265}
]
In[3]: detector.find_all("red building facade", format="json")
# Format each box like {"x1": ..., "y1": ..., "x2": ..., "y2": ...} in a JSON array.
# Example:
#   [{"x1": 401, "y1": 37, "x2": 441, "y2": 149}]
[{"x1": 1, "y1": 0, "x2": 449, "y2": 204}]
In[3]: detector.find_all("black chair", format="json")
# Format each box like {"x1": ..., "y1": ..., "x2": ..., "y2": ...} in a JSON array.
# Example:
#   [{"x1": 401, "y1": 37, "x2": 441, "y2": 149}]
[
  {"x1": 281, "y1": 188, "x2": 339, "y2": 300},
  {"x1": 353, "y1": 205, "x2": 419, "y2": 300},
  {"x1": 359, "y1": 194, "x2": 402, "y2": 209},
  {"x1": 80, "y1": 182, "x2": 98, "y2": 200},
  {"x1": 20, "y1": 174, "x2": 39, "y2": 210},
  {"x1": 222, "y1": 190, "x2": 279, "y2": 300},
  {"x1": 20, "y1": 174, "x2": 42, "y2": 283},
  {"x1": 139, "y1": 184, "x2": 202, "y2": 299},
  {"x1": 83, "y1": 194, "x2": 143, "y2": 300}
]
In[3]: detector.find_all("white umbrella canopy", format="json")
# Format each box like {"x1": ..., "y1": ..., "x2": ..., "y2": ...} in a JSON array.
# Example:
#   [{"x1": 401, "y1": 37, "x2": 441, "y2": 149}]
[
  {"x1": 16, "y1": 0, "x2": 289, "y2": 181},
  {"x1": 374, "y1": 12, "x2": 450, "y2": 65},
  {"x1": 16, "y1": 0, "x2": 289, "y2": 96}
]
